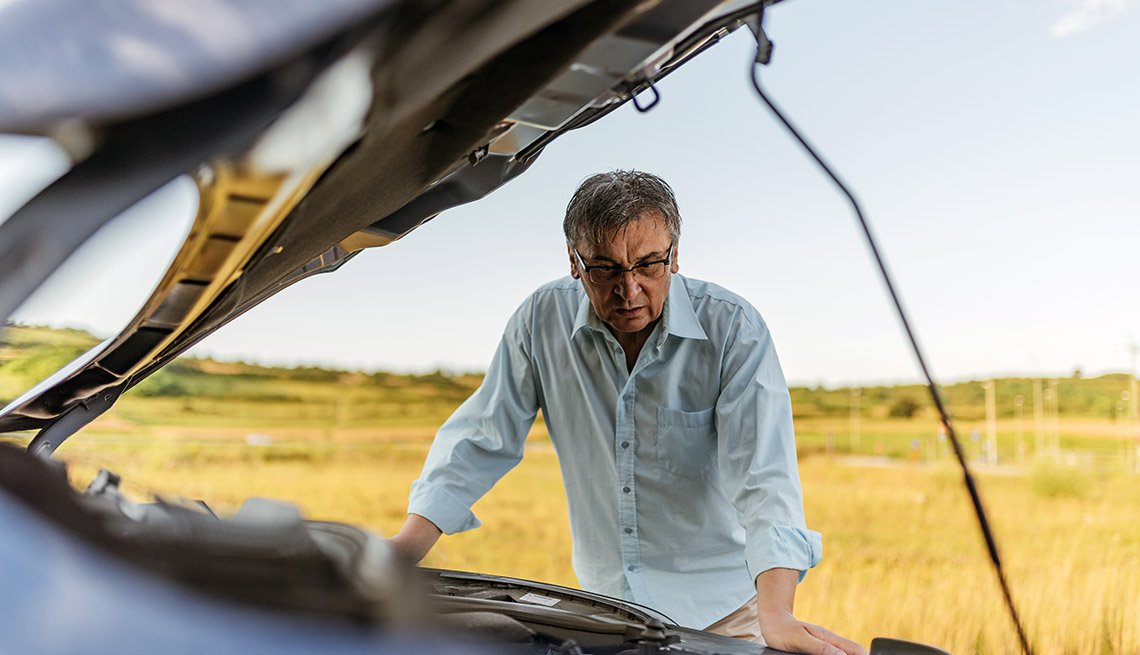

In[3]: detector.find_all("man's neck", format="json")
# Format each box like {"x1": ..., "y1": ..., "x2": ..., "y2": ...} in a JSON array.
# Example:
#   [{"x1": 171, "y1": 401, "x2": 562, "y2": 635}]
[{"x1": 609, "y1": 319, "x2": 659, "y2": 372}]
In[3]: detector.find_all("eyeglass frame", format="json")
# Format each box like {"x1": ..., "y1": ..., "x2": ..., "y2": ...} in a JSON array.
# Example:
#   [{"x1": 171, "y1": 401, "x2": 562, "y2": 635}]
[{"x1": 573, "y1": 242, "x2": 675, "y2": 285}]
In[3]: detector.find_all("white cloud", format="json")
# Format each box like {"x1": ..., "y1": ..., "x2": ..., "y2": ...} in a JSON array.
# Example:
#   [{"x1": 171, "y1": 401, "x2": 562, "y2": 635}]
[{"x1": 1051, "y1": 0, "x2": 1135, "y2": 37}]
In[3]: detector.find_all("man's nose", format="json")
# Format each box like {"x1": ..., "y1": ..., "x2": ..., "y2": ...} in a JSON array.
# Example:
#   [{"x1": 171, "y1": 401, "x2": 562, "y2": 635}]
[{"x1": 614, "y1": 270, "x2": 642, "y2": 299}]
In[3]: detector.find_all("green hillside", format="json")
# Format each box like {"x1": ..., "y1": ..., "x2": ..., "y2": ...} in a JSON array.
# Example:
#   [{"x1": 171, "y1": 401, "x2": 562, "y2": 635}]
[
  {"x1": 0, "y1": 325, "x2": 101, "y2": 401},
  {"x1": 0, "y1": 324, "x2": 484, "y2": 432},
  {"x1": 2, "y1": 323, "x2": 1136, "y2": 429},
  {"x1": 789, "y1": 374, "x2": 1135, "y2": 420}
]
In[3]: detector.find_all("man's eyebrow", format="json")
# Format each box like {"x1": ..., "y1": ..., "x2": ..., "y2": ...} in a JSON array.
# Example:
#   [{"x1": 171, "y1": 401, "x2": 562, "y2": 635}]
[
  {"x1": 583, "y1": 254, "x2": 620, "y2": 265},
  {"x1": 584, "y1": 246, "x2": 671, "y2": 266},
  {"x1": 638, "y1": 246, "x2": 671, "y2": 262}
]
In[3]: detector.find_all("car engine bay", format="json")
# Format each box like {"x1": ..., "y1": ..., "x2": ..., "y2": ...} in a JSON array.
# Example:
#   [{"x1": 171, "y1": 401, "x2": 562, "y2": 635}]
[{"x1": 0, "y1": 441, "x2": 770, "y2": 655}]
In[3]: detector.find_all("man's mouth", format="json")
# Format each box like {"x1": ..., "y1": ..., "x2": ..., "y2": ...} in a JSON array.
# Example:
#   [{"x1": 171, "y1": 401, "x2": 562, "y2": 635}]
[{"x1": 614, "y1": 307, "x2": 643, "y2": 317}]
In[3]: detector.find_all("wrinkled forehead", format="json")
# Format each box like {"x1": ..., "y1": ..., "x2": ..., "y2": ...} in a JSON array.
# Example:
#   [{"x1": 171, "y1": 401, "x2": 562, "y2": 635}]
[
  {"x1": 573, "y1": 210, "x2": 669, "y2": 247},
  {"x1": 575, "y1": 213, "x2": 673, "y2": 260}
]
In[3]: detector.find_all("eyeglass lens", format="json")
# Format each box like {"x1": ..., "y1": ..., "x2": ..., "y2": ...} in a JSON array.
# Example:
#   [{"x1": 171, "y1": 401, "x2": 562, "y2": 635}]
[{"x1": 587, "y1": 261, "x2": 667, "y2": 284}]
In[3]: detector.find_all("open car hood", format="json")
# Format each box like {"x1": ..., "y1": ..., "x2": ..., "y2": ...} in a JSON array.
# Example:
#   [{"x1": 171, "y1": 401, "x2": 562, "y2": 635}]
[{"x1": 0, "y1": 0, "x2": 779, "y2": 445}]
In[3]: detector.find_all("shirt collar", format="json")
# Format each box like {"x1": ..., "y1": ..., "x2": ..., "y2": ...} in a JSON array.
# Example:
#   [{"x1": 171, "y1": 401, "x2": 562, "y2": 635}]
[
  {"x1": 570, "y1": 274, "x2": 708, "y2": 342},
  {"x1": 662, "y1": 274, "x2": 708, "y2": 342},
  {"x1": 571, "y1": 286, "x2": 599, "y2": 338}
]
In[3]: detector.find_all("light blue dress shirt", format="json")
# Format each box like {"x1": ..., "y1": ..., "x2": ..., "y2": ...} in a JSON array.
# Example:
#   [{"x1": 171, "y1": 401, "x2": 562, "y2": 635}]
[{"x1": 407, "y1": 274, "x2": 821, "y2": 629}]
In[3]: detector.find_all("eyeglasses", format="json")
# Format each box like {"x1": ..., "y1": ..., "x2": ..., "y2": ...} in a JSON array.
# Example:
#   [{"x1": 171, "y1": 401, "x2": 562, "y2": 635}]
[{"x1": 574, "y1": 243, "x2": 674, "y2": 285}]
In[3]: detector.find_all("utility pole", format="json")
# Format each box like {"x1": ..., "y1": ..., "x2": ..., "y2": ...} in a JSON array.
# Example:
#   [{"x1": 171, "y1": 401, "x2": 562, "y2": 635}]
[
  {"x1": 1129, "y1": 341, "x2": 1139, "y2": 434},
  {"x1": 328, "y1": 372, "x2": 360, "y2": 442},
  {"x1": 984, "y1": 379, "x2": 998, "y2": 466},
  {"x1": 1047, "y1": 379, "x2": 1060, "y2": 458},
  {"x1": 1129, "y1": 341, "x2": 1140, "y2": 472},
  {"x1": 850, "y1": 387, "x2": 862, "y2": 453},
  {"x1": 1014, "y1": 394, "x2": 1025, "y2": 465},
  {"x1": 1033, "y1": 378, "x2": 1044, "y2": 460}
]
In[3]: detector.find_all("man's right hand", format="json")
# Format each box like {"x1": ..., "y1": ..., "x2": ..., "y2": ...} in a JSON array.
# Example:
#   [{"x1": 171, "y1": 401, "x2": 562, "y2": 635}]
[{"x1": 388, "y1": 513, "x2": 443, "y2": 563}]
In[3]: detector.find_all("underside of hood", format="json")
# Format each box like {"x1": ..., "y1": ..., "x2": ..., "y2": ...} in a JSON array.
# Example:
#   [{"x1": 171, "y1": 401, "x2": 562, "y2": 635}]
[{"x1": 0, "y1": 0, "x2": 779, "y2": 448}]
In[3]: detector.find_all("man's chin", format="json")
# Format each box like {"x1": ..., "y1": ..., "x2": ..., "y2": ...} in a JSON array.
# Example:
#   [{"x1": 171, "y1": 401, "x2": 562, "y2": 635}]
[{"x1": 605, "y1": 313, "x2": 651, "y2": 334}]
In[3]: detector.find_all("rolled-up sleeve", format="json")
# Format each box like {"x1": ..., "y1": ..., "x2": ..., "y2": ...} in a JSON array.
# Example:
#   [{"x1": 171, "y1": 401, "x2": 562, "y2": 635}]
[
  {"x1": 407, "y1": 300, "x2": 539, "y2": 535},
  {"x1": 714, "y1": 310, "x2": 822, "y2": 582}
]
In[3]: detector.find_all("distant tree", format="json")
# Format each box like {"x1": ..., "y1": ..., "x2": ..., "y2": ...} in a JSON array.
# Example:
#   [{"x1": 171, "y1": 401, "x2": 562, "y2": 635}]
[
  {"x1": 134, "y1": 370, "x2": 190, "y2": 397},
  {"x1": 888, "y1": 396, "x2": 921, "y2": 419}
]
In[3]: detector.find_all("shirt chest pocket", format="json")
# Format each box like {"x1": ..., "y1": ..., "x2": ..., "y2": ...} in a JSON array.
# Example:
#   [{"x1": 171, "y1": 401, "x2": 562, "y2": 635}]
[{"x1": 656, "y1": 406, "x2": 716, "y2": 479}]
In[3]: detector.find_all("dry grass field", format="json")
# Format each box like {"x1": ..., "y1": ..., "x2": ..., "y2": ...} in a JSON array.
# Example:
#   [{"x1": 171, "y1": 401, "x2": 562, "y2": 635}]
[
  {"x1": 5, "y1": 328, "x2": 1138, "y2": 653},
  {"x1": 29, "y1": 425, "x2": 1138, "y2": 655}
]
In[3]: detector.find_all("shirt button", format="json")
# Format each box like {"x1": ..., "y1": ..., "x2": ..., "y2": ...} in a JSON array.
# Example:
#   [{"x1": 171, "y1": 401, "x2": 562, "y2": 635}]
[
  {"x1": 621, "y1": 442, "x2": 630, "y2": 449},
  {"x1": 627, "y1": 565, "x2": 636, "y2": 572},
  {"x1": 622, "y1": 486, "x2": 631, "y2": 493},
  {"x1": 624, "y1": 527, "x2": 633, "y2": 534}
]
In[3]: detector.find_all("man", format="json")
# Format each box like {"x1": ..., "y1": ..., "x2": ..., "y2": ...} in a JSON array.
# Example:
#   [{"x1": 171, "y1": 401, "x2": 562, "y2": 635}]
[{"x1": 389, "y1": 171, "x2": 865, "y2": 655}]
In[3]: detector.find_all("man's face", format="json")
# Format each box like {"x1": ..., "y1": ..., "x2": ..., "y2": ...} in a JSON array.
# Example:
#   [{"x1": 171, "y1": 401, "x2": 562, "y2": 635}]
[{"x1": 568, "y1": 212, "x2": 679, "y2": 338}]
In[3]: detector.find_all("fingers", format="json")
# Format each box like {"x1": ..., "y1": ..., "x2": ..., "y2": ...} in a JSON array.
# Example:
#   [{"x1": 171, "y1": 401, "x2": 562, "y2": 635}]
[
  {"x1": 758, "y1": 613, "x2": 866, "y2": 655},
  {"x1": 785, "y1": 631, "x2": 845, "y2": 655},
  {"x1": 804, "y1": 623, "x2": 868, "y2": 655},
  {"x1": 763, "y1": 622, "x2": 853, "y2": 655}
]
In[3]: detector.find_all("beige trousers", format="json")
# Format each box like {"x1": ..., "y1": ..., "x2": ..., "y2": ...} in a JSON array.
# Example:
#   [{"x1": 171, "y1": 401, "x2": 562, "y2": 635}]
[{"x1": 703, "y1": 595, "x2": 766, "y2": 645}]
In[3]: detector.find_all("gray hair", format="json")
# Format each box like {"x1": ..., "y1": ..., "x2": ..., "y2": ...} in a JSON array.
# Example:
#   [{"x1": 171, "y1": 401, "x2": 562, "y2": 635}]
[{"x1": 563, "y1": 170, "x2": 681, "y2": 248}]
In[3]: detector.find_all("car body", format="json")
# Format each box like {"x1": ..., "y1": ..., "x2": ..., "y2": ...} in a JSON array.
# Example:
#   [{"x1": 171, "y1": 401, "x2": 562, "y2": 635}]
[{"x1": 0, "y1": 2, "x2": 948, "y2": 654}]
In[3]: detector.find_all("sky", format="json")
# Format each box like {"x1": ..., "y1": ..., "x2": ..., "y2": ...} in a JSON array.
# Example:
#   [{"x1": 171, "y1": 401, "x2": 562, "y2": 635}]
[{"x1": 2, "y1": 0, "x2": 1139, "y2": 388}]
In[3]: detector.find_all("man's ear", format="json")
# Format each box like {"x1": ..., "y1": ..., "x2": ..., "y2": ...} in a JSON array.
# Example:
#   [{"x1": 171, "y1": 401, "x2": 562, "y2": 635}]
[
  {"x1": 567, "y1": 244, "x2": 580, "y2": 279},
  {"x1": 670, "y1": 243, "x2": 680, "y2": 274}
]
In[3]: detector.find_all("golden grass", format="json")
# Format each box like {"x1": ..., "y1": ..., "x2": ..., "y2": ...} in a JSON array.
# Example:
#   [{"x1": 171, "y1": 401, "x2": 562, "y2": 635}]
[{"x1": 27, "y1": 432, "x2": 1138, "y2": 655}]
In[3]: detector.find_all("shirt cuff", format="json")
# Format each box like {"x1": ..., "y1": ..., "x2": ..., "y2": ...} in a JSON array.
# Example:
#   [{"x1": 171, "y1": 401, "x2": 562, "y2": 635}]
[
  {"x1": 744, "y1": 525, "x2": 823, "y2": 583},
  {"x1": 408, "y1": 480, "x2": 482, "y2": 534}
]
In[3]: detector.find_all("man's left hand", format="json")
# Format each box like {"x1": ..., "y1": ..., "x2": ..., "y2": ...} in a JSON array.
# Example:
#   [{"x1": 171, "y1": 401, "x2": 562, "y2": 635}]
[
  {"x1": 755, "y1": 568, "x2": 867, "y2": 655},
  {"x1": 757, "y1": 610, "x2": 867, "y2": 655}
]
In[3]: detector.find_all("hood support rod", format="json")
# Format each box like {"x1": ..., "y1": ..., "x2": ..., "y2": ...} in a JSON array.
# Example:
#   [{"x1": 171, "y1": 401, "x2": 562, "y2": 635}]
[{"x1": 744, "y1": 6, "x2": 1034, "y2": 655}]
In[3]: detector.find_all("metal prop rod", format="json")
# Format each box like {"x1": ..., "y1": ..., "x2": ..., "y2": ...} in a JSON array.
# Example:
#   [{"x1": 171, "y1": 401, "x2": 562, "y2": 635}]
[{"x1": 745, "y1": 16, "x2": 1034, "y2": 655}]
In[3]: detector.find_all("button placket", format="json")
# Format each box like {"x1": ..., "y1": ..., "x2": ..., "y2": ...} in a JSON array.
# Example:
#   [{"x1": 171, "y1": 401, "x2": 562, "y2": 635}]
[{"x1": 616, "y1": 376, "x2": 639, "y2": 589}]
